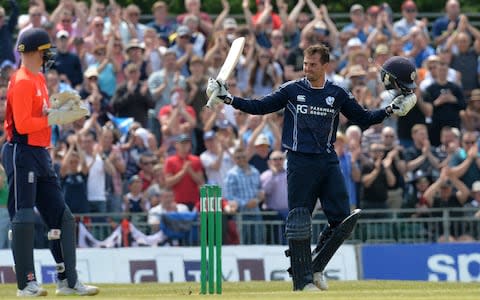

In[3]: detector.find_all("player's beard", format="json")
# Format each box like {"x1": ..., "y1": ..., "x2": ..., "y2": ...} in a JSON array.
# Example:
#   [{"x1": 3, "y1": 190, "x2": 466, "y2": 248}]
[{"x1": 305, "y1": 72, "x2": 316, "y2": 82}]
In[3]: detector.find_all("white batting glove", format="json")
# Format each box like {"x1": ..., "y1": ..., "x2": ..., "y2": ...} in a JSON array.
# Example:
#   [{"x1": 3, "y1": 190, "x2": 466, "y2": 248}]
[
  {"x1": 389, "y1": 93, "x2": 417, "y2": 116},
  {"x1": 206, "y1": 78, "x2": 233, "y2": 104}
]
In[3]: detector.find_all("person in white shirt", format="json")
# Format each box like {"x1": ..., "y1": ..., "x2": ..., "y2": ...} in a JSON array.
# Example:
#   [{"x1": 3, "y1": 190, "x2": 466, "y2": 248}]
[
  {"x1": 200, "y1": 130, "x2": 234, "y2": 190},
  {"x1": 147, "y1": 187, "x2": 189, "y2": 233}
]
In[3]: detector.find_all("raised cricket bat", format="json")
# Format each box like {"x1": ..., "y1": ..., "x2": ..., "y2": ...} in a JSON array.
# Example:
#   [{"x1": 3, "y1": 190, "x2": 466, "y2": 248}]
[{"x1": 206, "y1": 37, "x2": 246, "y2": 108}]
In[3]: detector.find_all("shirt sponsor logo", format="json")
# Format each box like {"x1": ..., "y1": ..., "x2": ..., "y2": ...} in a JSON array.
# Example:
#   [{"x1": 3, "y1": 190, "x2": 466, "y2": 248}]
[
  {"x1": 37, "y1": 90, "x2": 42, "y2": 96},
  {"x1": 297, "y1": 104, "x2": 335, "y2": 116},
  {"x1": 296, "y1": 95, "x2": 306, "y2": 102}
]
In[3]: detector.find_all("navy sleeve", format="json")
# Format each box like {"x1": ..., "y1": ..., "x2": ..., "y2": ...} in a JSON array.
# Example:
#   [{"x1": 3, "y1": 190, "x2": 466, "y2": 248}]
[
  {"x1": 340, "y1": 91, "x2": 388, "y2": 129},
  {"x1": 231, "y1": 85, "x2": 290, "y2": 115}
]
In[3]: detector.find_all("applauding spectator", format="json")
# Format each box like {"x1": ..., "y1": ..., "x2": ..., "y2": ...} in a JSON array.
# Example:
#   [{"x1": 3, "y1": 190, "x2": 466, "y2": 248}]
[{"x1": 164, "y1": 134, "x2": 204, "y2": 210}]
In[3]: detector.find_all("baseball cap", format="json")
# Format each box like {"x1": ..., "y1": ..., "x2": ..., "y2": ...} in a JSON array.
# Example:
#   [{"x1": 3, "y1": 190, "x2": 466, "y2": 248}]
[
  {"x1": 146, "y1": 184, "x2": 163, "y2": 198},
  {"x1": 0, "y1": 60, "x2": 15, "y2": 70},
  {"x1": 17, "y1": 28, "x2": 52, "y2": 52},
  {"x1": 175, "y1": 133, "x2": 192, "y2": 143},
  {"x1": 56, "y1": 30, "x2": 69, "y2": 39},
  {"x1": 223, "y1": 18, "x2": 238, "y2": 30},
  {"x1": 347, "y1": 65, "x2": 367, "y2": 78},
  {"x1": 177, "y1": 25, "x2": 191, "y2": 37},
  {"x1": 84, "y1": 66, "x2": 99, "y2": 78},
  {"x1": 126, "y1": 39, "x2": 144, "y2": 51},
  {"x1": 350, "y1": 4, "x2": 364, "y2": 13},
  {"x1": 412, "y1": 170, "x2": 429, "y2": 183},
  {"x1": 203, "y1": 130, "x2": 216, "y2": 140},
  {"x1": 254, "y1": 134, "x2": 270, "y2": 146},
  {"x1": 346, "y1": 37, "x2": 362, "y2": 49},
  {"x1": 128, "y1": 174, "x2": 142, "y2": 185}
]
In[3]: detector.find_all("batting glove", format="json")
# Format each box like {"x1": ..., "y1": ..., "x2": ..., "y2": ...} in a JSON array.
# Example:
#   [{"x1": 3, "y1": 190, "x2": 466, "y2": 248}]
[
  {"x1": 388, "y1": 93, "x2": 417, "y2": 117},
  {"x1": 206, "y1": 78, "x2": 233, "y2": 106}
]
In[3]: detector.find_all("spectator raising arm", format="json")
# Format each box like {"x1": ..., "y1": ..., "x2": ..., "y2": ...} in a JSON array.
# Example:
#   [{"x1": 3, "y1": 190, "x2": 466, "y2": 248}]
[
  {"x1": 286, "y1": 0, "x2": 306, "y2": 35},
  {"x1": 212, "y1": 0, "x2": 230, "y2": 31}
]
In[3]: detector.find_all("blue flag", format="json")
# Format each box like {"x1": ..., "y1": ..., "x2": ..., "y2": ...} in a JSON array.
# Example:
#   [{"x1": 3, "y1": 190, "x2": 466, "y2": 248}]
[{"x1": 107, "y1": 113, "x2": 134, "y2": 136}]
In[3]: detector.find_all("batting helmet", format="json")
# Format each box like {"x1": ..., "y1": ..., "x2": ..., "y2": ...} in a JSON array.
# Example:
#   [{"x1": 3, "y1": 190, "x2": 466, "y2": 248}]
[
  {"x1": 17, "y1": 28, "x2": 52, "y2": 53},
  {"x1": 380, "y1": 56, "x2": 417, "y2": 94}
]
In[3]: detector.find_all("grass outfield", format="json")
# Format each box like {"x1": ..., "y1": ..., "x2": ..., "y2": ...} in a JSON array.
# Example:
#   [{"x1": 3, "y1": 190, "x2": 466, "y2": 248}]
[{"x1": 0, "y1": 281, "x2": 479, "y2": 299}]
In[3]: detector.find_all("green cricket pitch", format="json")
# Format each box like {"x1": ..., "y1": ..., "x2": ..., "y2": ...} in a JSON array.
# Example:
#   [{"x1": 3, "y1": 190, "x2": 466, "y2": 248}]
[{"x1": 0, "y1": 281, "x2": 478, "y2": 299}]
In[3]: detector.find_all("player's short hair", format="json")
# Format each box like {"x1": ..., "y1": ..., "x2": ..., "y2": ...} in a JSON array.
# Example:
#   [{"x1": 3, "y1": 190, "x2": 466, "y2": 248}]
[{"x1": 304, "y1": 44, "x2": 330, "y2": 64}]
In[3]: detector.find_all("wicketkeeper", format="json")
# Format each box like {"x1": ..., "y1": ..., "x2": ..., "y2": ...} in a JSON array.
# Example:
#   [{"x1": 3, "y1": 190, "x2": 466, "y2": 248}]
[
  {"x1": 2, "y1": 28, "x2": 98, "y2": 297},
  {"x1": 207, "y1": 44, "x2": 417, "y2": 291}
]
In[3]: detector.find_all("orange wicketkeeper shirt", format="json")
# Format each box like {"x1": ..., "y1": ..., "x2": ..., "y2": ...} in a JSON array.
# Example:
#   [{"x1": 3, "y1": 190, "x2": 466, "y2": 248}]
[{"x1": 4, "y1": 66, "x2": 50, "y2": 147}]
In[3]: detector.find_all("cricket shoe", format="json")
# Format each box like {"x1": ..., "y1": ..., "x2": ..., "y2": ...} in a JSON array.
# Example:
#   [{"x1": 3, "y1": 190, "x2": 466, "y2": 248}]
[
  {"x1": 56, "y1": 279, "x2": 99, "y2": 296},
  {"x1": 17, "y1": 281, "x2": 48, "y2": 297},
  {"x1": 313, "y1": 271, "x2": 328, "y2": 290},
  {"x1": 302, "y1": 283, "x2": 321, "y2": 291}
]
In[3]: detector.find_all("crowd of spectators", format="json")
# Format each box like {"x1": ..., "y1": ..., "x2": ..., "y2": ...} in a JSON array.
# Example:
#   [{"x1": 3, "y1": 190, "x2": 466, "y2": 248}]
[{"x1": 0, "y1": 0, "x2": 480, "y2": 247}]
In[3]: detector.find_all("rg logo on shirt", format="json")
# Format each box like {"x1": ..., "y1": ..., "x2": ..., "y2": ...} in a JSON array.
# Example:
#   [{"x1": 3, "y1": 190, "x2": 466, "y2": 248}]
[{"x1": 297, "y1": 104, "x2": 309, "y2": 114}]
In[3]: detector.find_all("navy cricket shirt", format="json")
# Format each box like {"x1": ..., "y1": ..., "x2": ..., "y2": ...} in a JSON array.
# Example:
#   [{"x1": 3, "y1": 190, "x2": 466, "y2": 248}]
[{"x1": 232, "y1": 78, "x2": 388, "y2": 154}]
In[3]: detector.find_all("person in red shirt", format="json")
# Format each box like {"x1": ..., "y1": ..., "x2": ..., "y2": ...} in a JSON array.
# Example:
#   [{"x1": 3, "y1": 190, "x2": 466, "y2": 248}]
[
  {"x1": 249, "y1": 0, "x2": 283, "y2": 30},
  {"x1": 164, "y1": 134, "x2": 204, "y2": 210},
  {"x1": 2, "y1": 28, "x2": 98, "y2": 297}
]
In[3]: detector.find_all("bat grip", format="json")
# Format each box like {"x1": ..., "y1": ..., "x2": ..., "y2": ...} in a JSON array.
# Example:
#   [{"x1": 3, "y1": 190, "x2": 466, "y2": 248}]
[{"x1": 206, "y1": 90, "x2": 219, "y2": 109}]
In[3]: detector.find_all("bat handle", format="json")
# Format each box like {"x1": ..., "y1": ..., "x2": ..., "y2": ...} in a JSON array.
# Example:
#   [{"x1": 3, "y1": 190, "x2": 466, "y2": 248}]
[{"x1": 206, "y1": 90, "x2": 219, "y2": 109}]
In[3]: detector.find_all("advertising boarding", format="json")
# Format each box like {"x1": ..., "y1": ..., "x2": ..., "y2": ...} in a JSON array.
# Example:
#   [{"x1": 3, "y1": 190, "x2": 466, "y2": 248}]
[{"x1": 361, "y1": 243, "x2": 480, "y2": 282}]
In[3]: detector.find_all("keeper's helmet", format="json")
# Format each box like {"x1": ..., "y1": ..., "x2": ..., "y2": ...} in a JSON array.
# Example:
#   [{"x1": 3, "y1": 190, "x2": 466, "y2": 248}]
[
  {"x1": 380, "y1": 56, "x2": 417, "y2": 94},
  {"x1": 17, "y1": 28, "x2": 56, "y2": 71},
  {"x1": 17, "y1": 28, "x2": 52, "y2": 53}
]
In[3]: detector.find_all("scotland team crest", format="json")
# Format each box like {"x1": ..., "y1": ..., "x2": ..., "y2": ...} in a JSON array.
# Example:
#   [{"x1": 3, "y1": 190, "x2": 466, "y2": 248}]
[{"x1": 325, "y1": 96, "x2": 335, "y2": 107}]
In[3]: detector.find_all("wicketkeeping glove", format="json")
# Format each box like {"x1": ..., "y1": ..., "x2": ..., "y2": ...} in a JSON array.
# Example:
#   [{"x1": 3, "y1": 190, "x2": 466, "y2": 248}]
[
  {"x1": 50, "y1": 91, "x2": 82, "y2": 109},
  {"x1": 47, "y1": 91, "x2": 90, "y2": 125},
  {"x1": 388, "y1": 93, "x2": 417, "y2": 117}
]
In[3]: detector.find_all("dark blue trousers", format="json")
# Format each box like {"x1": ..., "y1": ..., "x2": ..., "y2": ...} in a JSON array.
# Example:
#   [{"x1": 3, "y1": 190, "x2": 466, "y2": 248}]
[
  {"x1": 2, "y1": 143, "x2": 66, "y2": 228},
  {"x1": 287, "y1": 151, "x2": 350, "y2": 226}
]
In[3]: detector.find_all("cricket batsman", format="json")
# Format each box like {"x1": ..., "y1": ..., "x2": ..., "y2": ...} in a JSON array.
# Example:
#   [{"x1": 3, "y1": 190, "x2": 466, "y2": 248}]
[
  {"x1": 207, "y1": 43, "x2": 417, "y2": 291},
  {"x1": 2, "y1": 27, "x2": 98, "y2": 296}
]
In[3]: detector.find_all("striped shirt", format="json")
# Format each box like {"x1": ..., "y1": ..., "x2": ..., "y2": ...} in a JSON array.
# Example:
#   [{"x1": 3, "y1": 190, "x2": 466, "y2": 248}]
[{"x1": 224, "y1": 165, "x2": 262, "y2": 211}]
